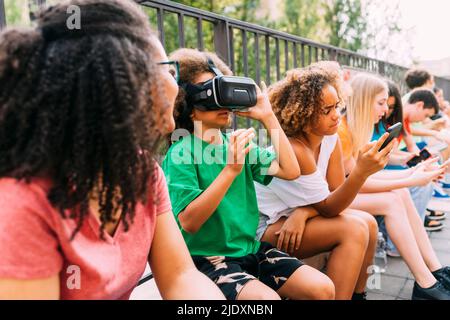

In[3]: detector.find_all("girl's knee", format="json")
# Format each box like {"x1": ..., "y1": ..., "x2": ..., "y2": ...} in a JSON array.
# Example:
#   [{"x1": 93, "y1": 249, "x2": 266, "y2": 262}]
[
  {"x1": 357, "y1": 212, "x2": 378, "y2": 237},
  {"x1": 340, "y1": 214, "x2": 370, "y2": 245},
  {"x1": 393, "y1": 188, "x2": 411, "y2": 200},
  {"x1": 379, "y1": 192, "x2": 404, "y2": 215}
]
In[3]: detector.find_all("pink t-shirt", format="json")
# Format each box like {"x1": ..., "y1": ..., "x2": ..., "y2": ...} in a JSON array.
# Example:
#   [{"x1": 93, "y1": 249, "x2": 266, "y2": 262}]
[{"x1": 0, "y1": 164, "x2": 171, "y2": 300}]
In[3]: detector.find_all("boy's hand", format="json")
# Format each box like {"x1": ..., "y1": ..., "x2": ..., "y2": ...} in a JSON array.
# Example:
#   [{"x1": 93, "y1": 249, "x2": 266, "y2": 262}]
[
  {"x1": 235, "y1": 81, "x2": 275, "y2": 123},
  {"x1": 226, "y1": 128, "x2": 255, "y2": 175}
]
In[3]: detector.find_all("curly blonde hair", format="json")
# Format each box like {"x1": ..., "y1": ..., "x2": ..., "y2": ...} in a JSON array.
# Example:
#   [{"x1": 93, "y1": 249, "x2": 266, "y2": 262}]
[{"x1": 268, "y1": 67, "x2": 335, "y2": 137}]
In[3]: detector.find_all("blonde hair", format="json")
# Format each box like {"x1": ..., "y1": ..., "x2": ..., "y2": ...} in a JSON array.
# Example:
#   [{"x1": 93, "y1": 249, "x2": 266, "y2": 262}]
[{"x1": 346, "y1": 73, "x2": 388, "y2": 156}]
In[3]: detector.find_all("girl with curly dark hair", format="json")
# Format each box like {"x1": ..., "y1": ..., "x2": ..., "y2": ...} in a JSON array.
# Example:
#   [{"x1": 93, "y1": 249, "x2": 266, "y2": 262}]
[
  {"x1": 0, "y1": 0, "x2": 224, "y2": 300},
  {"x1": 255, "y1": 65, "x2": 395, "y2": 299}
]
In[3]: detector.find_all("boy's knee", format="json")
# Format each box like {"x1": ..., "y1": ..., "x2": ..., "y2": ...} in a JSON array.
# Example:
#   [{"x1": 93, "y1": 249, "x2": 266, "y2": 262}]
[
  {"x1": 252, "y1": 289, "x2": 281, "y2": 300},
  {"x1": 309, "y1": 277, "x2": 335, "y2": 300}
]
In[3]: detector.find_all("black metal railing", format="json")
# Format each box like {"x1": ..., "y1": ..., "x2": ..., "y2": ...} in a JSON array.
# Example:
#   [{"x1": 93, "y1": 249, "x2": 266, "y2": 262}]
[
  {"x1": 1, "y1": 0, "x2": 450, "y2": 103},
  {"x1": 139, "y1": 0, "x2": 450, "y2": 129},
  {"x1": 0, "y1": 0, "x2": 6, "y2": 29}
]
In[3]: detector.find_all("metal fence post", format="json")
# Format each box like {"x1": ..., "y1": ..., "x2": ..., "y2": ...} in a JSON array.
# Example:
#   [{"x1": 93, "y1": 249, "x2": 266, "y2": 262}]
[
  {"x1": 213, "y1": 20, "x2": 231, "y2": 65},
  {"x1": 378, "y1": 61, "x2": 385, "y2": 76},
  {"x1": 0, "y1": 0, "x2": 6, "y2": 30}
]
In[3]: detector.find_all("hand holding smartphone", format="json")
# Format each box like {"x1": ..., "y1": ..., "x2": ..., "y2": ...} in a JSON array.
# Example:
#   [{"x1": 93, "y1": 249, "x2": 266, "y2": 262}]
[
  {"x1": 378, "y1": 122, "x2": 403, "y2": 151},
  {"x1": 406, "y1": 148, "x2": 432, "y2": 167}
]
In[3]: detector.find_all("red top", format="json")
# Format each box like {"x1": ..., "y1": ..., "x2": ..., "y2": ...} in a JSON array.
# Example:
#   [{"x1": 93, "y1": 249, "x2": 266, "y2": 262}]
[{"x1": 0, "y1": 164, "x2": 171, "y2": 299}]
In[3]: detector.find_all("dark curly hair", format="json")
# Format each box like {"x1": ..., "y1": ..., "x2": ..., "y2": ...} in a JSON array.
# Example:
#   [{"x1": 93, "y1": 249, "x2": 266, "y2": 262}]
[
  {"x1": 268, "y1": 67, "x2": 334, "y2": 137},
  {"x1": 0, "y1": 0, "x2": 165, "y2": 239},
  {"x1": 168, "y1": 48, "x2": 232, "y2": 136}
]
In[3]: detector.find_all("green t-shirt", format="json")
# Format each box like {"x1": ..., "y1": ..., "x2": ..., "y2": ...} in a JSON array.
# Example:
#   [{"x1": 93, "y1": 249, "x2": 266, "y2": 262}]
[{"x1": 162, "y1": 132, "x2": 276, "y2": 257}]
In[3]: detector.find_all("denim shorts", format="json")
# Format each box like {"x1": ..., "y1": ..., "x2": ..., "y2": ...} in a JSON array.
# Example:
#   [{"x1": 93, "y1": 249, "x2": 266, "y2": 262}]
[
  {"x1": 256, "y1": 214, "x2": 270, "y2": 241},
  {"x1": 256, "y1": 208, "x2": 296, "y2": 241}
]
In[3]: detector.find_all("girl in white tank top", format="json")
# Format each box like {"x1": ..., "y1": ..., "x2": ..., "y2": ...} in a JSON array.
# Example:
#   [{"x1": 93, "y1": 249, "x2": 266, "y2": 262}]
[{"x1": 256, "y1": 64, "x2": 393, "y2": 300}]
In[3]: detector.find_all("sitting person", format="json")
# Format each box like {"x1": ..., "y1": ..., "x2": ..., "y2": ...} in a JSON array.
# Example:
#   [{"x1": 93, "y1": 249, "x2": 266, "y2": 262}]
[
  {"x1": 403, "y1": 68, "x2": 435, "y2": 103},
  {"x1": 0, "y1": 0, "x2": 224, "y2": 299},
  {"x1": 373, "y1": 81, "x2": 444, "y2": 235},
  {"x1": 339, "y1": 73, "x2": 450, "y2": 300},
  {"x1": 162, "y1": 48, "x2": 335, "y2": 300},
  {"x1": 254, "y1": 65, "x2": 393, "y2": 300}
]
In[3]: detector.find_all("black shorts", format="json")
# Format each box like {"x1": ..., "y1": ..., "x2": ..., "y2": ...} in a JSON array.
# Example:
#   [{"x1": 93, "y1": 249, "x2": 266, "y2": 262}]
[{"x1": 192, "y1": 242, "x2": 304, "y2": 300}]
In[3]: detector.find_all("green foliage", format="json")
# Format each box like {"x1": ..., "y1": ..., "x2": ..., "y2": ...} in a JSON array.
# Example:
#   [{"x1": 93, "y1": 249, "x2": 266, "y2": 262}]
[
  {"x1": 4, "y1": 0, "x2": 31, "y2": 27},
  {"x1": 325, "y1": 0, "x2": 368, "y2": 52}
]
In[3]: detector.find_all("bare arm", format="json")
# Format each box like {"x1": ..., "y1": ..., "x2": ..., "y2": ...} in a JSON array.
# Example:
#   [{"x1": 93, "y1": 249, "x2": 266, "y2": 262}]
[
  {"x1": 149, "y1": 212, "x2": 225, "y2": 300},
  {"x1": 0, "y1": 275, "x2": 60, "y2": 300},
  {"x1": 371, "y1": 167, "x2": 413, "y2": 179},
  {"x1": 347, "y1": 155, "x2": 445, "y2": 193},
  {"x1": 411, "y1": 126, "x2": 439, "y2": 138},
  {"x1": 236, "y1": 83, "x2": 300, "y2": 180},
  {"x1": 403, "y1": 132, "x2": 420, "y2": 153},
  {"x1": 314, "y1": 135, "x2": 393, "y2": 217},
  {"x1": 263, "y1": 114, "x2": 301, "y2": 180}
]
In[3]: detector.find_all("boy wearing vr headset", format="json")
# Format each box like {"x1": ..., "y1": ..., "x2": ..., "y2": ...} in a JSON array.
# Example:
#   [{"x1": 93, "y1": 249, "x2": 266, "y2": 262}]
[{"x1": 162, "y1": 48, "x2": 336, "y2": 300}]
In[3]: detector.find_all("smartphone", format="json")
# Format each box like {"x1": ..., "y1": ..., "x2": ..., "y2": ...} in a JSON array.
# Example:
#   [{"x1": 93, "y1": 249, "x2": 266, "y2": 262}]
[
  {"x1": 406, "y1": 148, "x2": 432, "y2": 167},
  {"x1": 378, "y1": 122, "x2": 403, "y2": 151},
  {"x1": 430, "y1": 114, "x2": 443, "y2": 121}
]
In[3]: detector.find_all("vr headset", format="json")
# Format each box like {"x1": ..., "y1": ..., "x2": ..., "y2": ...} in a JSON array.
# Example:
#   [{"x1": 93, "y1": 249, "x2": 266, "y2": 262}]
[{"x1": 181, "y1": 59, "x2": 257, "y2": 111}]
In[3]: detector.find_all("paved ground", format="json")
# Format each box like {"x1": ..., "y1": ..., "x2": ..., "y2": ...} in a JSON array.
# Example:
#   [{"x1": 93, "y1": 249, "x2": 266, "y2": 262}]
[
  {"x1": 367, "y1": 218, "x2": 450, "y2": 300},
  {"x1": 131, "y1": 216, "x2": 450, "y2": 300}
]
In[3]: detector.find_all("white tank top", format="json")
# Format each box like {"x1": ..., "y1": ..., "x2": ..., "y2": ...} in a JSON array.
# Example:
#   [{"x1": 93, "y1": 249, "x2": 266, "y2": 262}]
[{"x1": 255, "y1": 134, "x2": 338, "y2": 224}]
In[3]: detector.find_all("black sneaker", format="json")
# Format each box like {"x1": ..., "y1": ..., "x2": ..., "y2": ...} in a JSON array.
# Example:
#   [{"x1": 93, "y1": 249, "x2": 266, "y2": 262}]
[
  {"x1": 433, "y1": 266, "x2": 450, "y2": 290},
  {"x1": 351, "y1": 292, "x2": 367, "y2": 300},
  {"x1": 412, "y1": 281, "x2": 450, "y2": 300},
  {"x1": 424, "y1": 216, "x2": 444, "y2": 232}
]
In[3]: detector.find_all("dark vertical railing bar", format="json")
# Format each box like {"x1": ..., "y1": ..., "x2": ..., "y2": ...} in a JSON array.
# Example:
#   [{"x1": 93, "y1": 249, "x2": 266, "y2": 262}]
[
  {"x1": 228, "y1": 27, "x2": 237, "y2": 130},
  {"x1": 242, "y1": 29, "x2": 249, "y2": 77},
  {"x1": 0, "y1": 0, "x2": 6, "y2": 30},
  {"x1": 275, "y1": 38, "x2": 280, "y2": 81},
  {"x1": 229, "y1": 27, "x2": 235, "y2": 73},
  {"x1": 196, "y1": 17, "x2": 204, "y2": 50},
  {"x1": 301, "y1": 44, "x2": 305, "y2": 67},
  {"x1": 178, "y1": 13, "x2": 185, "y2": 48},
  {"x1": 284, "y1": 40, "x2": 289, "y2": 73},
  {"x1": 157, "y1": 8, "x2": 165, "y2": 47},
  {"x1": 254, "y1": 33, "x2": 260, "y2": 85},
  {"x1": 315, "y1": 47, "x2": 319, "y2": 62},
  {"x1": 265, "y1": 35, "x2": 271, "y2": 85},
  {"x1": 293, "y1": 43, "x2": 298, "y2": 68},
  {"x1": 308, "y1": 46, "x2": 312, "y2": 65},
  {"x1": 214, "y1": 20, "x2": 231, "y2": 65}
]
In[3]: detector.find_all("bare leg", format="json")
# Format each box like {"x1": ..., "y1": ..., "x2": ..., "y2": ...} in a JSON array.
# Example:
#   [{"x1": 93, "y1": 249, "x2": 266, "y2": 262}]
[
  {"x1": 262, "y1": 207, "x2": 368, "y2": 300},
  {"x1": 345, "y1": 209, "x2": 378, "y2": 293},
  {"x1": 350, "y1": 191, "x2": 437, "y2": 288},
  {"x1": 277, "y1": 265, "x2": 335, "y2": 300},
  {"x1": 393, "y1": 188, "x2": 442, "y2": 272},
  {"x1": 237, "y1": 280, "x2": 281, "y2": 300}
]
